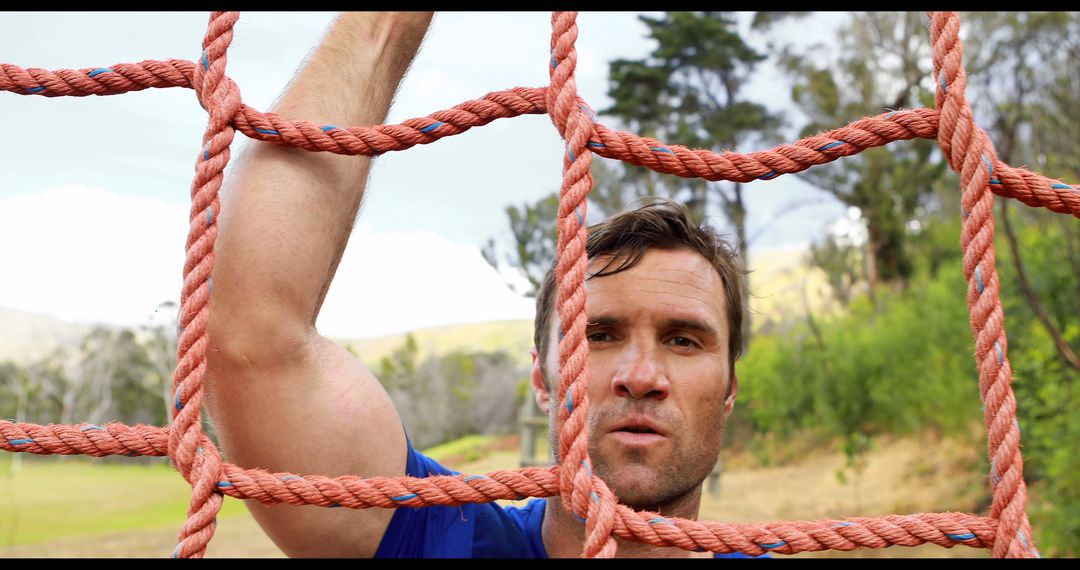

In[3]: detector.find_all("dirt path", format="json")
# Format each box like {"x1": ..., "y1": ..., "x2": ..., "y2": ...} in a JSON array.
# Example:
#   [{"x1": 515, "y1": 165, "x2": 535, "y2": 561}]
[{"x1": 0, "y1": 431, "x2": 989, "y2": 558}]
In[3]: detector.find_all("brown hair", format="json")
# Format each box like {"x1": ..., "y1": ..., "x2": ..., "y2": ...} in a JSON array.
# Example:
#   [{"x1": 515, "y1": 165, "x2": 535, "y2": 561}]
[{"x1": 534, "y1": 196, "x2": 746, "y2": 378}]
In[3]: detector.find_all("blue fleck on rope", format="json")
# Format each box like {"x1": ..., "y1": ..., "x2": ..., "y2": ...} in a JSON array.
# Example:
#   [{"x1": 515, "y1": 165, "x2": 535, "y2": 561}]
[
  {"x1": 574, "y1": 205, "x2": 584, "y2": 226},
  {"x1": 586, "y1": 141, "x2": 605, "y2": 148},
  {"x1": 566, "y1": 388, "x2": 574, "y2": 414},
  {"x1": 647, "y1": 517, "x2": 673, "y2": 526},
  {"x1": 80, "y1": 424, "x2": 104, "y2": 432},
  {"x1": 883, "y1": 111, "x2": 897, "y2": 120},
  {"x1": 577, "y1": 104, "x2": 597, "y2": 123},
  {"x1": 945, "y1": 532, "x2": 976, "y2": 541},
  {"x1": 216, "y1": 481, "x2": 234, "y2": 488},
  {"x1": 818, "y1": 141, "x2": 846, "y2": 151},
  {"x1": 975, "y1": 265, "x2": 985, "y2": 295},
  {"x1": 567, "y1": 147, "x2": 575, "y2": 163},
  {"x1": 581, "y1": 459, "x2": 592, "y2": 476},
  {"x1": 650, "y1": 146, "x2": 673, "y2": 154},
  {"x1": 255, "y1": 127, "x2": 279, "y2": 136},
  {"x1": 463, "y1": 475, "x2": 488, "y2": 482},
  {"x1": 87, "y1": 68, "x2": 112, "y2": 77},
  {"x1": 938, "y1": 70, "x2": 948, "y2": 91},
  {"x1": 25, "y1": 86, "x2": 45, "y2": 93},
  {"x1": 758, "y1": 540, "x2": 786, "y2": 549},
  {"x1": 420, "y1": 121, "x2": 443, "y2": 134},
  {"x1": 392, "y1": 493, "x2": 418, "y2": 501},
  {"x1": 9, "y1": 438, "x2": 33, "y2": 445},
  {"x1": 321, "y1": 125, "x2": 338, "y2": 132},
  {"x1": 994, "y1": 341, "x2": 1004, "y2": 364},
  {"x1": 1051, "y1": 183, "x2": 1073, "y2": 190},
  {"x1": 758, "y1": 170, "x2": 778, "y2": 180},
  {"x1": 175, "y1": 382, "x2": 184, "y2": 411},
  {"x1": 207, "y1": 206, "x2": 213, "y2": 227},
  {"x1": 201, "y1": 51, "x2": 209, "y2": 71},
  {"x1": 832, "y1": 521, "x2": 857, "y2": 528},
  {"x1": 981, "y1": 154, "x2": 1001, "y2": 184}
]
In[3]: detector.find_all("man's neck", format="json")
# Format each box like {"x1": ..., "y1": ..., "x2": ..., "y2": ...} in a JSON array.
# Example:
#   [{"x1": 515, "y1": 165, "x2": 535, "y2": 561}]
[{"x1": 540, "y1": 487, "x2": 712, "y2": 558}]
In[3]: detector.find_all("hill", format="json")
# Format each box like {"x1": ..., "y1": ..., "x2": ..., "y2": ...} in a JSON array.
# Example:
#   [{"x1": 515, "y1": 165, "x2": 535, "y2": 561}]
[
  {"x1": 0, "y1": 245, "x2": 834, "y2": 366},
  {"x1": 0, "y1": 305, "x2": 91, "y2": 364}
]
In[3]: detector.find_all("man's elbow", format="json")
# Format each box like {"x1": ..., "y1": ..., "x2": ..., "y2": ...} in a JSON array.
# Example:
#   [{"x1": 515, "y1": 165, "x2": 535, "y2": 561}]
[{"x1": 206, "y1": 307, "x2": 316, "y2": 372}]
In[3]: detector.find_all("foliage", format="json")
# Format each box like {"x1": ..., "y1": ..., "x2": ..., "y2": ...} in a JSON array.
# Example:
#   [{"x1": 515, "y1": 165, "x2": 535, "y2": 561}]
[
  {"x1": 777, "y1": 13, "x2": 952, "y2": 292},
  {"x1": 378, "y1": 333, "x2": 528, "y2": 449},
  {"x1": 484, "y1": 12, "x2": 783, "y2": 320}
]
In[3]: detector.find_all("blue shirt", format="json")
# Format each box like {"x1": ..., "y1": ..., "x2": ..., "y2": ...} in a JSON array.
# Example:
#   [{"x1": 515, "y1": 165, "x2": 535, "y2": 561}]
[{"x1": 375, "y1": 438, "x2": 765, "y2": 558}]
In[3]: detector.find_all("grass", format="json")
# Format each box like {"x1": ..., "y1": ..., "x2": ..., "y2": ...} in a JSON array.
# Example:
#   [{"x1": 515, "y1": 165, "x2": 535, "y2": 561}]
[
  {"x1": 0, "y1": 456, "x2": 248, "y2": 548},
  {"x1": 421, "y1": 434, "x2": 503, "y2": 466}
]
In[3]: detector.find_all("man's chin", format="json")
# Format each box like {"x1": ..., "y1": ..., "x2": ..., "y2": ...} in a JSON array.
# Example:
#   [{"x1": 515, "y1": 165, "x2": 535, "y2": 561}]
[{"x1": 596, "y1": 464, "x2": 701, "y2": 513}]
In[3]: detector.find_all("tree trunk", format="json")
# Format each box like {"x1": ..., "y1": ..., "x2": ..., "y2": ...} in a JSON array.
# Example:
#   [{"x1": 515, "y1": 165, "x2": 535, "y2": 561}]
[{"x1": 731, "y1": 181, "x2": 752, "y2": 355}]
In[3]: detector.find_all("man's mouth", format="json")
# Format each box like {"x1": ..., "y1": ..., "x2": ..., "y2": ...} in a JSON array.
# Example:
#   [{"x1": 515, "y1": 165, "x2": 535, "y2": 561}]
[{"x1": 608, "y1": 418, "x2": 669, "y2": 443}]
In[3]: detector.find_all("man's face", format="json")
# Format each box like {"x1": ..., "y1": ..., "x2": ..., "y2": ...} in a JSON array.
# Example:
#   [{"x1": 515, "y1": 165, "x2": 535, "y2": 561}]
[{"x1": 531, "y1": 247, "x2": 736, "y2": 511}]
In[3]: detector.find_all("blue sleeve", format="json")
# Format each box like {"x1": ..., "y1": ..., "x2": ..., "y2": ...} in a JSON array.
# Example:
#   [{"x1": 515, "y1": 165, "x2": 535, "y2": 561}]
[{"x1": 374, "y1": 436, "x2": 539, "y2": 558}]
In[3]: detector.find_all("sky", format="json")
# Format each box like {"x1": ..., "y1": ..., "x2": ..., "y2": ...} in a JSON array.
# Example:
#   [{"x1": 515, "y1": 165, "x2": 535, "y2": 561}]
[{"x1": 0, "y1": 11, "x2": 847, "y2": 338}]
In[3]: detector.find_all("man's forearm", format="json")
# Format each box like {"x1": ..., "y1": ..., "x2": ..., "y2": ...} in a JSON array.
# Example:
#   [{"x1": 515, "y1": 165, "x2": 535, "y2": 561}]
[{"x1": 213, "y1": 13, "x2": 431, "y2": 342}]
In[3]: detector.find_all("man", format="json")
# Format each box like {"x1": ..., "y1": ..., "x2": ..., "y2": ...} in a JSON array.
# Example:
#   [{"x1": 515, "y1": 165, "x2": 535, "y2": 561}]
[{"x1": 204, "y1": 12, "x2": 748, "y2": 558}]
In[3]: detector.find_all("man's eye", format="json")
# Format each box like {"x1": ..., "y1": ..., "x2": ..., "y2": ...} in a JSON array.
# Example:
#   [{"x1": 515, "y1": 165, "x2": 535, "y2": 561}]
[
  {"x1": 587, "y1": 332, "x2": 612, "y2": 343},
  {"x1": 669, "y1": 336, "x2": 697, "y2": 348}
]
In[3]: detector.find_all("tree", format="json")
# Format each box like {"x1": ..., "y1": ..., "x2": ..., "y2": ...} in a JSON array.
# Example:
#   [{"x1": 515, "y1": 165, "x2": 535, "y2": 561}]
[
  {"x1": 776, "y1": 12, "x2": 951, "y2": 295},
  {"x1": 961, "y1": 12, "x2": 1080, "y2": 556},
  {"x1": 485, "y1": 12, "x2": 784, "y2": 353},
  {"x1": 481, "y1": 194, "x2": 559, "y2": 297}
]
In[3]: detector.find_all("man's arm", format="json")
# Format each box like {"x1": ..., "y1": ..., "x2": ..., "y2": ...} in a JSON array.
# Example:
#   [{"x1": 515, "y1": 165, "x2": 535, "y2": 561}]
[{"x1": 204, "y1": 12, "x2": 432, "y2": 558}]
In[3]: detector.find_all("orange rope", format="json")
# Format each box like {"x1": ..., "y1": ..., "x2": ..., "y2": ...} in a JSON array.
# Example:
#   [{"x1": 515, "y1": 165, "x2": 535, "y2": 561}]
[{"x1": 1, "y1": 10, "x2": 1070, "y2": 558}]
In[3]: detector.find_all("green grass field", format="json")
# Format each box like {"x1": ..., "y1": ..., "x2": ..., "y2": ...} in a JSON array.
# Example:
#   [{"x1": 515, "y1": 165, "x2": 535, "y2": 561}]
[{"x1": 0, "y1": 456, "x2": 250, "y2": 548}]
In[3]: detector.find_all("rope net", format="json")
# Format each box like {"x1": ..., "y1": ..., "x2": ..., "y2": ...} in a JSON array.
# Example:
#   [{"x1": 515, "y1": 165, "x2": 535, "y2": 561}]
[{"x1": 2, "y1": 11, "x2": 1076, "y2": 558}]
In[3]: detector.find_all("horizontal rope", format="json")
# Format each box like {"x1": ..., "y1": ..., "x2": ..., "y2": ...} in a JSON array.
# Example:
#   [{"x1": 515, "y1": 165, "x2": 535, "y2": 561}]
[
  {"x1": 3, "y1": 60, "x2": 1077, "y2": 218},
  {"x1": 1, "y1": 418, "x2": 994, "y2": 555}
]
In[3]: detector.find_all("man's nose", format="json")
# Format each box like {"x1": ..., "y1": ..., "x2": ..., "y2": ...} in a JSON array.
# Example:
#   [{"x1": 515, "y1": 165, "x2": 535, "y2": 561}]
[{"x1": 611, "y1": 343, "x2": 670, "y2": 400}]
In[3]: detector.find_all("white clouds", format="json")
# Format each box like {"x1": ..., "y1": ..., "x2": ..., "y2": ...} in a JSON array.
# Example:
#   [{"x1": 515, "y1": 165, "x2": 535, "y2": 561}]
[
  {"x1": 0, "y1": 186, "x2": 188, "y2": 326},
  {"x1": 318, "y1": 225, "x2": 535, "y2": 339},
  {"x1": 0, "y1": 187, "x2": 534, "y2": 338}
]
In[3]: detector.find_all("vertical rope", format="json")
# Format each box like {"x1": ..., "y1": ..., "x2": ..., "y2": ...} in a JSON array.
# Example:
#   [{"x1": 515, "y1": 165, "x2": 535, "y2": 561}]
[
  {"x1": 928, "y1": 11, "x2": 1038, "y2": 559},
  {"x1": 168, "y1": 10, "x2": 242, "y2": 559},
  {"x1": 547, "y1": 11, "x2": 619, "y2": 558}
]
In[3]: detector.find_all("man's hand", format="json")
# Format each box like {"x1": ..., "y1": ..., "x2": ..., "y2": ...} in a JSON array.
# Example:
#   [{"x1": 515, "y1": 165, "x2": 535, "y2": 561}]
[{"x1": 204, "y1": 12, "x2": 432, "y2": 558}]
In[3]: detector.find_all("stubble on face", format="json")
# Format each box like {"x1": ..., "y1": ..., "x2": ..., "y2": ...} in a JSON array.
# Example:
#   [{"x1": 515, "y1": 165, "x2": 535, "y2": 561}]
[
  {"x1": 545, "y1": 370, "x2": 728, "y2": 514},
  {"x1": 588, "y1": 397, "x2": 726, "y2": 513}
]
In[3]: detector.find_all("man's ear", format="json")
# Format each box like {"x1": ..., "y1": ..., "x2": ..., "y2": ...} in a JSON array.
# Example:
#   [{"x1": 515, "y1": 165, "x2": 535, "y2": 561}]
[
  {"x1": 530, "y1": 347, "x2": 551, "y2": 414},
  {"x1": 723, "y1": 373, "x2": 739, "y2": 418}
]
